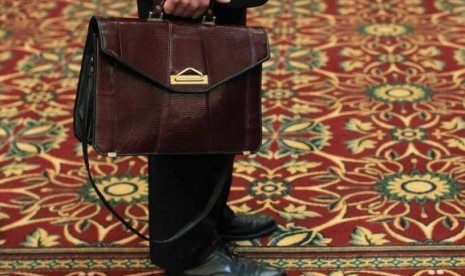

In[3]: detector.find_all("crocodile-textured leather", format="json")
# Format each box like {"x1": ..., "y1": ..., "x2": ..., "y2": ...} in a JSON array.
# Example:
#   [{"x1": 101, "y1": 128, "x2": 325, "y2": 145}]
[{"x1": 74, "y1": 16, "x2": 269, "y2": 156}]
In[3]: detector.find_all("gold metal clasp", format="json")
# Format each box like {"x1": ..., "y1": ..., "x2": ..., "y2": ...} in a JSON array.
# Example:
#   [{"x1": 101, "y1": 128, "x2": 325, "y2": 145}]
[
  {"x1": 202, "y1": 15, "x2": 216, "y2": 25},
  {"x1": 202, "y1": 8, "x2": 216, "y2": 25},
  {"x1": 147, "y1": 5, "x2": 164, "y2": 21},
  {"x1": 148, "y1": 9, "x2": 164, "y2": 21},
  {"x1": 170, "y1": 67, "x2": 209, "y2": 85}
]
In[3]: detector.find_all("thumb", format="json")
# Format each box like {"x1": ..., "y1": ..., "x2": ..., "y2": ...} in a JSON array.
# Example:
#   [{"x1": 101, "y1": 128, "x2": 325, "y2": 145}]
[{"x1": 215, "y1": 0, "x2": 231, "y2": 3}]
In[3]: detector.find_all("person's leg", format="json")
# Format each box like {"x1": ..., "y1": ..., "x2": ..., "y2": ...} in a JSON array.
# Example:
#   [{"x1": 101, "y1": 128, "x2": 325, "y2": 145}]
[
  {"x1": 137, "y1": 0, "x2": 232, "y2": 269},
  {"x1": 148, "y1": 154, "x2": 234, "y2": 270},
  {"x1": 139, "y1": 1, "x2": 283, "y2": 274}
]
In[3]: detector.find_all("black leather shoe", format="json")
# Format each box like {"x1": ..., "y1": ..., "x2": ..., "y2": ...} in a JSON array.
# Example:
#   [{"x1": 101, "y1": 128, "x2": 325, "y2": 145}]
[
  {"x1": 219, "y1": 214, "x2": 278, "y2": 240},
  {"x1": 164, "y1": 244, "x2": 286, "y2": 276}
]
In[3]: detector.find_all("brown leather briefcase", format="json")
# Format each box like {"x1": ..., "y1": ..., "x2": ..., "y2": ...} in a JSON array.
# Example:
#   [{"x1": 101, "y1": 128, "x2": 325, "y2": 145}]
[{"x1": 73, "y1": 10, "x2": 270, "y2": 156}]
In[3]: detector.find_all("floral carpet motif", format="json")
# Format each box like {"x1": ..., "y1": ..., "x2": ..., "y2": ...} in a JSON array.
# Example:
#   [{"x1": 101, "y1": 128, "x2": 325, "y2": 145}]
[{"x1": 2, "y1": 0, "x2": 465, "y2": 275}]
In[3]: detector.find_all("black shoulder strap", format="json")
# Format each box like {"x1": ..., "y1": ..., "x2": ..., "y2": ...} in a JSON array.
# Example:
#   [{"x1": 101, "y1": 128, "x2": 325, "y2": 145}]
[{"x1": 82, "y1": 143, "x2": 226, "y2": 244}]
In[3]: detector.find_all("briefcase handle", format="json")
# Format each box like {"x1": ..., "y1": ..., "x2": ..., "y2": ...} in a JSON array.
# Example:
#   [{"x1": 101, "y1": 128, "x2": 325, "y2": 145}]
[{"x1": 148, "y1": 0, "x2": 216, "y2": 24}]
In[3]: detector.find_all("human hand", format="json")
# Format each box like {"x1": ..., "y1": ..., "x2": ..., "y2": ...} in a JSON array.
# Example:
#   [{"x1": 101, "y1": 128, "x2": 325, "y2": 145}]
[{"x1": 163, "y1": 0, "x2": 231, "y2": 19}]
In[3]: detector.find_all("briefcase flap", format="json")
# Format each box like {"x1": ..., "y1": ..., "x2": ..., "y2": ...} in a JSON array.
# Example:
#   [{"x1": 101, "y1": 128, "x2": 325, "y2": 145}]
[{"x1": 92, "y1": 16, "x2": 270, "y2": 93}]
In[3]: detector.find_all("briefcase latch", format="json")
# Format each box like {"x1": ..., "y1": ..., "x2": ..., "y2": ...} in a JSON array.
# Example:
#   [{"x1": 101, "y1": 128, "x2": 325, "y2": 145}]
[{"x1": 170, "y1": 67, "x2": 209, "y2": 85}]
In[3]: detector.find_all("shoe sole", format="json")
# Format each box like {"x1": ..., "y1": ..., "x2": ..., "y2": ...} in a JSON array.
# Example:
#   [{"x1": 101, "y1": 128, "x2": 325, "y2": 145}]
[{"x1": 220, "y1": 223, "x2": 278, "y2": 241}]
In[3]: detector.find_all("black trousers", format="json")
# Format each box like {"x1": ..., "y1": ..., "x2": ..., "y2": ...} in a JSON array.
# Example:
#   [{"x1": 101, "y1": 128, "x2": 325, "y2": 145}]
[
  {"x1": 137, "y1": 1, "x2": 246, "y2": 270},
  {"x1": 148, "y1": 155, "x2": 235, "y2": 270}
]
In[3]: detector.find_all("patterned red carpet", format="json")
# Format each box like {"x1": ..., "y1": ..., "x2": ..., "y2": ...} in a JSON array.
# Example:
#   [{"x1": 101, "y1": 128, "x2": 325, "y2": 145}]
[{"x1": 2, "y1": 0, "x2": 465, "y2": 275}]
